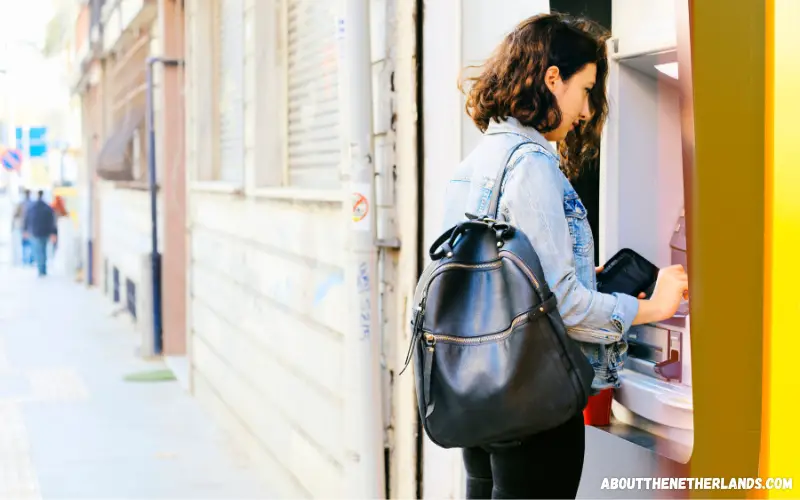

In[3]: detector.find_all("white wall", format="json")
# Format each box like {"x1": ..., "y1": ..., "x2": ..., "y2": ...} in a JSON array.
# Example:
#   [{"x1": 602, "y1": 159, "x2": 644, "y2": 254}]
[
  {"x1": 186, "y1": 0, "x2": 347, "y2": 493},
  {"x1": 98, "y1": 184, "x2": 164, "y2": 315},
  {"x1": 612, "y1": 0, "x2": 676, "y2": 56},
  {"x1": 184, "y1": 0, "x2": 401, "y2": 496},
  {"x1": 189, "y1": 194, "x2": 348, "y2": 497}
]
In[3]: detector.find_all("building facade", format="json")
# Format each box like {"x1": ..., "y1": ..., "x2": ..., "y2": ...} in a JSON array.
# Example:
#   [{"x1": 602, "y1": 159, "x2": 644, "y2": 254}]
[
  {"x1": 183, "y1": 0, "x2": 417, "y2": 496},
  {"x1": 71, "y1": 0, "x2": 187, "y2": 361}
]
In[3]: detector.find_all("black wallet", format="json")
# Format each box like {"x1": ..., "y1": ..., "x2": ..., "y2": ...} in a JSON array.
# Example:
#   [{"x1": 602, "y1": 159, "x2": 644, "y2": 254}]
[{"x1": 596, "y1": 248, "x2": 659, "y2": 298}]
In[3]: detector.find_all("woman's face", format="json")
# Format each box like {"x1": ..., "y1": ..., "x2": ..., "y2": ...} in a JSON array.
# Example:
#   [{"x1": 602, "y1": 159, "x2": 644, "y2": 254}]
[{"x1": 542, "y1": 63, "x2": 597, "y2": 142}]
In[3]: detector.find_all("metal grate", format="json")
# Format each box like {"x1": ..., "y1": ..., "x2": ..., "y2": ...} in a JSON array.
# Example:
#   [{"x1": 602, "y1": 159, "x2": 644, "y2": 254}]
[{"x1": 286, "y1": 0, "x2": 341, "y2": 188}]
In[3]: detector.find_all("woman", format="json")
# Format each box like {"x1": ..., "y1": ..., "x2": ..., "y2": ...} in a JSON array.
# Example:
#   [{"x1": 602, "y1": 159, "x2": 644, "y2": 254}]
[{"x1": 443, "y1": 13, "x2": 689, "y2": 499}]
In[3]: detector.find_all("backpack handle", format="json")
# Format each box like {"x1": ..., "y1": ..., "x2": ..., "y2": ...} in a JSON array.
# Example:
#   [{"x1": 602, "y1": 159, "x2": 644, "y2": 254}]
[
  {"x1": 429, "y1": 218, "x2": 514, "y2": 261},
  {"x1": 428, "y1": 227, "x2": 457, "y2": 261},
  {"x1": 428, "y1": 220, "x2": 489, "y2": 260}
]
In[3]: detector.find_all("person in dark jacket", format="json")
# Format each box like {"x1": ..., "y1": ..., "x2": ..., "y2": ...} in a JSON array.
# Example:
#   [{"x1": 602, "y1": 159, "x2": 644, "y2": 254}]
[{"x1": 23, "y1": 191, "x2": 58, "y2": 277}]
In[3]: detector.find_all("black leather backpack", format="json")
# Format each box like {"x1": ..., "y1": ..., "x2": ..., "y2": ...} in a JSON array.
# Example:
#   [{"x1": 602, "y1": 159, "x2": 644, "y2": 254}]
[{"x1": 401, "y1": 141, "x2": 595, "y2": 449}]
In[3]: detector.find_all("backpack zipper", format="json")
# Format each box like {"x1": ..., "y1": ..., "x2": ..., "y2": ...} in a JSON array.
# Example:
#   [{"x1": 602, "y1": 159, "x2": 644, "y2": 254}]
[
  {"x1": 404, "y1": 252, "x2": 544, "y2": 372},
  {"x1": 423, "y1": 310, "x2": 532, "y2": 347},
  {"x1": 401, "y1": 260, "x2": 503, "y2": 375},
  {"x1": 417, "y1": 260, "x2": 502, "y2": 310},
  {"x1": 498, "y1": 250, "x2": 541, "y2": 293}
]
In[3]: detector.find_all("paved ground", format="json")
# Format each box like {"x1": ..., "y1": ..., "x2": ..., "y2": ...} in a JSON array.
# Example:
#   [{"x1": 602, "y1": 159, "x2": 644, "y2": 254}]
[{"x1": 0, "y1": 264, "x2": 274, "y2": 499}]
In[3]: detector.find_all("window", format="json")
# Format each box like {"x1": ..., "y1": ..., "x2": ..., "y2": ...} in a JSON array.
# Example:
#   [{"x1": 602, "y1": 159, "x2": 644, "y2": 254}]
[
  {"x1": 97, "y1": 31, "x2": 149, "y2": 185},
  {"x1": 192, "y1": 0, "x2": 245, "y2": 185},
  {"x1": 215, "y1": 0, "x2": 245, "y2": 184},
  {"x1": 249, "y1": 0, "x2": 344, "y2": 194},
  {"x1": 250, "y1": 0, "x2": 286, "y2": 189},
  {"x1": 284, "y1": 0, "x2": 341, "y2": 189}
]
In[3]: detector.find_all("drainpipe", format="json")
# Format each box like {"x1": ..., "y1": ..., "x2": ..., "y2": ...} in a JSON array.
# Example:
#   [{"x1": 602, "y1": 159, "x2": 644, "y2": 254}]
[
  {"x1": 337, "y1": 0, "x2": 386, "y2": 497},
  {"x1": 146, "y1": 56, "x2": 183, "y2": 355},
  {"x1": 87, "y1": 173, "x2": 93, "y2": 285},
  {"x1": 87, "y1": 131, "x2": 96, "y2": 286},
  {"x1": 87, "y1": 6, "x2": 102, "y2": 287}
]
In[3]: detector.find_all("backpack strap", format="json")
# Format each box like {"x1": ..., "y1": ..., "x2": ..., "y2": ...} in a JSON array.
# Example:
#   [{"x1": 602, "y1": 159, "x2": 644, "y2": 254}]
[{"x1": 484, "y1": 135, "x2": 534, "y2": 219}]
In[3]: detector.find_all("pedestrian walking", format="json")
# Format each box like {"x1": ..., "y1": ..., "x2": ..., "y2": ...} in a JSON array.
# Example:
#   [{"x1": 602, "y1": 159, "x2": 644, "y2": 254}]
[{"x1": 23, "y1": 190, "x2": 58, "y2": 277}]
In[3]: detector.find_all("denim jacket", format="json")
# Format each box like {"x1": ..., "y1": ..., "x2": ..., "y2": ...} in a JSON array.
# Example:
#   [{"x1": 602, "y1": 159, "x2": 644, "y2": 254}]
[{"x1": 441, "y1": 117, "x2": 640, "y2": 391}]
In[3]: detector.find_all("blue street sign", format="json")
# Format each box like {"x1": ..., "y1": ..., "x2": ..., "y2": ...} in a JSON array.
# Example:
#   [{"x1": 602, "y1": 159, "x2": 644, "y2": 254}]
[
  {"x1": 30, "y1": 144, "x2": 47, "y2": 158},
  {"x1": 29, "y1": 127, "x2": 46, "y2": 140},
  {"x1": 15, "y1": 126, "x2": 48, "y2": 158},
  {"x1": 29, "y1": 126, "x2": 47, "y2": 158}
]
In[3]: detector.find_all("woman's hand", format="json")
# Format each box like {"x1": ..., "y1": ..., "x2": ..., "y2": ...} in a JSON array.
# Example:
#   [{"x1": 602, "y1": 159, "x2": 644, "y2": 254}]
[
  {"x1": 632, "y1": 264, "x2": 689, "y2": 325},
  {"x1": 649, "y1": 264, "x2": 689, "y2": 316},
  {"x1": 595, "y1": 265, "x2": 646, "y2": 299}
]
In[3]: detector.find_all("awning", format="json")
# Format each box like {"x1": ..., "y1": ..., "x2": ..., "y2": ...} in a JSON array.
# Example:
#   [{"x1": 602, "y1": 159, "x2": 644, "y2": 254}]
[{"x1": 96, "y1": 108, "x2": 146, "y2": 181}]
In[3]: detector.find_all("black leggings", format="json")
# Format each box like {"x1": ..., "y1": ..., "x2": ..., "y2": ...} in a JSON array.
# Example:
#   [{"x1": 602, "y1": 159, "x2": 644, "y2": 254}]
[{"x1": 462, "y1": 412, "x2": 586, "y2": 499}]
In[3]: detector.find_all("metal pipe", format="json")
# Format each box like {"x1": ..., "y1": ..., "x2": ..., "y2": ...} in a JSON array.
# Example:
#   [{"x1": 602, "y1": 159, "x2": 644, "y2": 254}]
[
  {"x1": 146, "y1": 56, "x2": 183, "y2": 355},
  {"x1": 87, "y1": 133, "x2": 95, "y2": 286},
  {"x1": 87, "y1": 1, "x2": 103, "y2": 287},
  {"x1": 337, "y1": 0, "x2": 386, "y2": 497}
]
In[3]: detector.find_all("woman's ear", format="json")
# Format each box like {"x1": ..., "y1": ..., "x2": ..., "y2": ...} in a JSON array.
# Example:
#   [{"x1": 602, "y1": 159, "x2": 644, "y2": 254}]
[{"x1": 544, "y1": 65, "x2": 561, "y2": 93}]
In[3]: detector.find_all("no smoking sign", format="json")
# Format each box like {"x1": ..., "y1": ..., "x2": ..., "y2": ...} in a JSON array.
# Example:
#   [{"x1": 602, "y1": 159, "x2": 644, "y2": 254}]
[{"x1": 352, "y1": 192, "x2": 369, "y2": 222}]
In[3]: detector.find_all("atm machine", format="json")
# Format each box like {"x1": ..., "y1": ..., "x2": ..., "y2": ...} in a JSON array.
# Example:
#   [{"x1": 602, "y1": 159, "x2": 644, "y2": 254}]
[{"x1": 590, "y1": 0, "x2": 695, "y2": 475}]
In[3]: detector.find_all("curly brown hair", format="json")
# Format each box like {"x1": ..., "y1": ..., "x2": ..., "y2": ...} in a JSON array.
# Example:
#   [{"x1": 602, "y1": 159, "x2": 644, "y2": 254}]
[{"x1": 459, "y1": 13, "x2": 610, "y2": 178}]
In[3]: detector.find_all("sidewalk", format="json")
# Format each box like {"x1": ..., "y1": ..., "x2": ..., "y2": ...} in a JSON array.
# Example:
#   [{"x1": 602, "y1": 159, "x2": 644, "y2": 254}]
[{"x1": 0, "y1": 265, "x2": 274, "y2": 499}]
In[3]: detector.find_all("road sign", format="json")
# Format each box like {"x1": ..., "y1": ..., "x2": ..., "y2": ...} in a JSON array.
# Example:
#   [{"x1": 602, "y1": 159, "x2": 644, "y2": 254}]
[
  {"x1": 1, "y1": 148, "x2": 22, "y2": 171},
  {"x1": 29, "y1": 127, "x2": 48, "y2": 158},
  {"x1": 15, "y1": 126, "x2": 48, "y2": 159}
]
